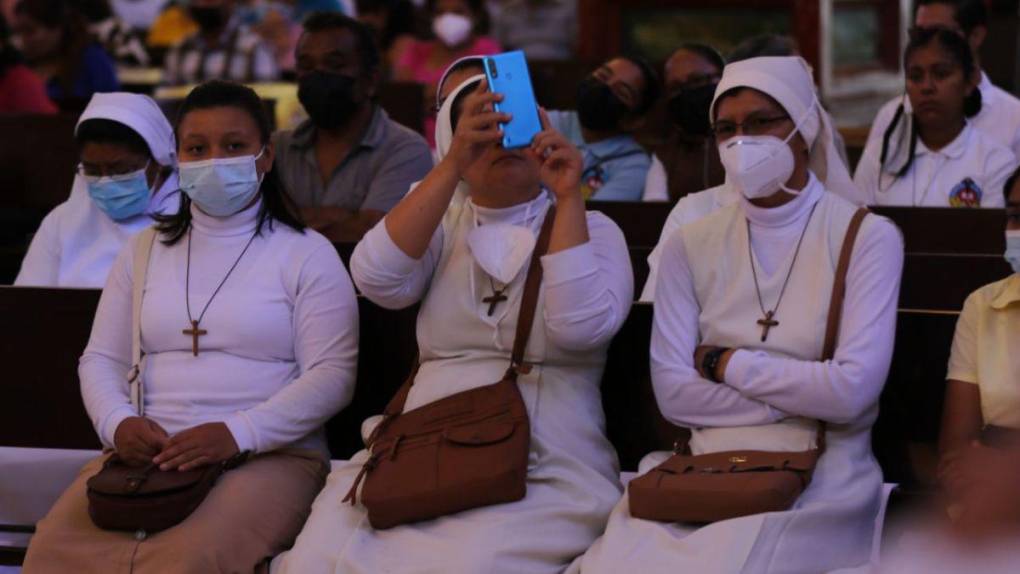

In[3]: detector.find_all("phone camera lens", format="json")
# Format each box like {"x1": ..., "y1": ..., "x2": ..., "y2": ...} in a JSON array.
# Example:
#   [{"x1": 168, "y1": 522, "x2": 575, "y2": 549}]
[{"x1": 487, "y1": 59, "x2": 498, "y2": 78}]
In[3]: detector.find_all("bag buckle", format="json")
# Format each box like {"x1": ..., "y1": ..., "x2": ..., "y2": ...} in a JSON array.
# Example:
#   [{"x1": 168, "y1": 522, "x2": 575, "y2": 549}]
[{"x1": 512, "y1": 361, "x2": 532, "y2": 376}]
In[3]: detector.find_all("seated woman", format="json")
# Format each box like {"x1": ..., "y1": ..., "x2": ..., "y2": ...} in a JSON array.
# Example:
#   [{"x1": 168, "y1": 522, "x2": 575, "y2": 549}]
[
  {"x1": 393, "y1": 0, "x2": 501, "y2": 147},
  {"x1": 274, "y1": 74, "x2": 632, "y2": 573},
  {"x1": 938, "y1": 165, "x2": 1020, "y2": 531},
  {"x1": 11, "y1": 0, "x2": 118, "y2": 106},
  {"x1": 570, "y1": 57, "x2": 904, "y2": 573},
  {"x1": 15, "y1": 92, "x2": 178, "y2": 287},
  {"x1": 854, "y1": 28, "x2": 1016, "y2": 207},
  {"x1": 22, "y1": 81, "x2": 359, "y2": 574}
]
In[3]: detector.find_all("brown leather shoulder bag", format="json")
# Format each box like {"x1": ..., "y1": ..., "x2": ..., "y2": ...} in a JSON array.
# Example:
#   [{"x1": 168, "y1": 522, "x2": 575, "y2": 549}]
[
  {"x1": 628, "y1": 207, "x2": 869, "y2": 523},
  {"x1": 343, "y1": 207, "x2": 557, "y2": 530}
]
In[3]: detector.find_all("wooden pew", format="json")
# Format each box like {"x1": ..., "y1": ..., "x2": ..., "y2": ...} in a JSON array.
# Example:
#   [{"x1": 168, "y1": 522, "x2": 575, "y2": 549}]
[
  {"x1": 0, "y1": 282, "x2": 969, "y2": 563},
  {"x1": 377, "y1": 81, "x2": 427, "y2": 136},
  {"x1": 0, "y1": 114, "x2": 80, "y2": 238}
]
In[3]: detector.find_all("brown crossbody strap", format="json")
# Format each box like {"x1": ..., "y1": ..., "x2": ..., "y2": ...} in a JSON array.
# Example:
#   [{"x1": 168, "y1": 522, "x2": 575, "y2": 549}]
[
  {"x1": 381, "y1": 204, "x2": 558, "y2": 417},
  {"x1": 813, "y1": 207, "x2": 869, "y2": 452}
]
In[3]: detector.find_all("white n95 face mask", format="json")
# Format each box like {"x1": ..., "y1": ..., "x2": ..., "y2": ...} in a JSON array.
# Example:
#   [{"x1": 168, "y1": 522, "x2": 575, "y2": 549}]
[
  {"x1": 467, "y1": 223, "x2": 537, "y2": 285},
  {"x1": 718, "y1": 101, "x2": 816, "y2": 200},
  {"x1": 432, "y1": 13, "x2": 473, "y2": 48},
  {"x1": 1005, "y1": 229, "x2": 1020, "y2": 274},
  {"x1": 718, "y1": 134, "x2": 797, "y2": 200},
  {"x1": 179, "y1": 150, "x2": 264, "y2": 217}
]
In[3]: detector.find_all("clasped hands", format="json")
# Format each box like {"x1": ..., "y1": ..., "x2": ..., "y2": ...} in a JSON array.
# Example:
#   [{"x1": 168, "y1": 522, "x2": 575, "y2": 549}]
[{"x1": 113, "y1": 417, "x2": 239, "y2": 471}]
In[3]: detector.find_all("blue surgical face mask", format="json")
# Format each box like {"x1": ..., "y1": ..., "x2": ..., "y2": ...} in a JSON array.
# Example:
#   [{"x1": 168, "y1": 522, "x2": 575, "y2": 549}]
[
  {"x1": 84, "y1": 165, "x2": 153, "y2": 221},
  {"x1": 179, "y1": 150, "x2": 264, "y2": 217},
  {"x1": 1005, "y1": 230, "x2": 1020, "y2": 274}
]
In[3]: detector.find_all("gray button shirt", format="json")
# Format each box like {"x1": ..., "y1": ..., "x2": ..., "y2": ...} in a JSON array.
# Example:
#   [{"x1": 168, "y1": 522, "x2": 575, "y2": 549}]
[{"x1": 273, "y1": 106, "x2": 433, "y2": 212}]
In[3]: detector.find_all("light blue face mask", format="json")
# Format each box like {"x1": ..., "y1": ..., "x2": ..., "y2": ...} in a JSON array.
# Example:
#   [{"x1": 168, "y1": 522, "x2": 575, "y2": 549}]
[
  {"x1": 1005, "y1": 230, "x2": 1020, "y2": 274},
  {"x1": 84, "y1": 166, "x2": 153, "y2": 221},
  {"x1": 179, "y1": 150, "x2": 264, "y2": 217}
]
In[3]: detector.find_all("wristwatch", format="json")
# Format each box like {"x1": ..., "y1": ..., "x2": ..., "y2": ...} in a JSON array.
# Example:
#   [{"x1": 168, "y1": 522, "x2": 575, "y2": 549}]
[{"x1": 701, "y1": 347, "x2": 729, "y2": 383}]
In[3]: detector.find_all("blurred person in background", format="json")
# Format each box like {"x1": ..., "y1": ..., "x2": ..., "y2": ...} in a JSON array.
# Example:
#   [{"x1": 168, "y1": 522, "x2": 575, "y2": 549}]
[
  {"x1": 545, "y1": 55, "x2": 660, "y2": 201},
  {"x1": 163, "y1": 0, "x2": 279, "y2": 85},
  {"x1": 12, "y1": 0, "x2": 119, "y2": 106},
  {"x1": 488, "y1": 0, "x2": 576, "y2": 61},
  {"x1": 274, "y1": 12, "x2": 432, "y2": 241},
  {"x1": 394, "y1": 0, "x2": 500, "y2": 147},
  {"x1": 642, "y1": 43, "x2": 725, "y2": 203},
  {"x1": 0, "y1": 11, "x2": 56, "y2": 112},
  {"x1": 355, "y1": 0, "x2": 415, "y2": 76},
  {"x1": 77, "y1": 0, "x2": 150, "y2": 66},
  {"x1": 147, "y1": 0, "x2": 198, "y2": 50}
]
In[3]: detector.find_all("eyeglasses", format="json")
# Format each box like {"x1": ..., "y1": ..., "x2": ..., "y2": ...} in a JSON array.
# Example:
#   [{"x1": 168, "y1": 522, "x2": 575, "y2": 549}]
[
  {"x1": 77, "y1": 161, "x2": 149, "y2": 178},
  {"x1": 711, "y1": 115, "x2": 790, "y2": 140}
]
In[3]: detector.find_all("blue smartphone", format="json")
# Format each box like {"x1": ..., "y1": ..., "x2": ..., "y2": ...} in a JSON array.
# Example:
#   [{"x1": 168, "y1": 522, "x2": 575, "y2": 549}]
[{"x1": 483, "y1": 51, "x2": 542, "y2": 149}]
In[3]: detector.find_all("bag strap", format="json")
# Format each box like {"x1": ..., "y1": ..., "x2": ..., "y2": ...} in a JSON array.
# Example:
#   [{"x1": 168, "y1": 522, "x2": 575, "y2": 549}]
[
  {"x1": 380, "y1": 204, "x2": 559, "y2": 418},
  {"x1": 813, "y1": 207, "x2": 869, "y2": 453},
  {"x1": 128, "y1": 227, "x2": 158, "y2": 417}
]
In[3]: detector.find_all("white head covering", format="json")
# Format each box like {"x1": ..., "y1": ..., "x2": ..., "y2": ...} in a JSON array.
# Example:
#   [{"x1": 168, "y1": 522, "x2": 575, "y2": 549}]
[
  {"x1": 15, "y1": 93, "x2": 180, "y2": 287},
  {"x1": 436, "y1": 56, "x2": 487, "y2": 107},
  {"x1": 710, "y1": 56, "x2": 863, "y2": 204},
  {"x1": 76, "y1": 92, "x2": 176, "y2": 167}
]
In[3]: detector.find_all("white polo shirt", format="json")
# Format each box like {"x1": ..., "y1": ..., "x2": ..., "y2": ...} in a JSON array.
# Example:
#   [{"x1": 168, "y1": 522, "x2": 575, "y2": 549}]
[
  {"x1": 854, "y1": 122, "x2": 1016, "y2": 207},
  {"x1": 861, "y1": 73, "x2": 1020, "y2": 160}
]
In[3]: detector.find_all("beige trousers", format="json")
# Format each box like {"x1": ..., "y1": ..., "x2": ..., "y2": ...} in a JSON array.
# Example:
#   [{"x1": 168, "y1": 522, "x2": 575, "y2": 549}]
[{"x1": 22, "y1": 449, "x2": 328, "y2": 574}]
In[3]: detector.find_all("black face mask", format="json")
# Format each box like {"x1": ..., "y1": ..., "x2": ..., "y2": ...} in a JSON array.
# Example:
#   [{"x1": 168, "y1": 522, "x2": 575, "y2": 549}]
[
  {"x1": 189, "y1": 6, "x2": 226, "y2": 30},
  {"x1": 668, "y1": 83, "x2": 717, "y2": 137},
  {"x1": 298, "y1": 71, "x2": 362, "y2": 130},
  {"x1": 575, "y1": 76, "x2": 629, "y2": 132}
]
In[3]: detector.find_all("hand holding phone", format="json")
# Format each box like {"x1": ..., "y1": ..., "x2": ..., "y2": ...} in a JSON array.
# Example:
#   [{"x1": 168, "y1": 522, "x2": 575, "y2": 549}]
[{"x1": 484, "y1": 51, "x2": 542, "y2": 149}]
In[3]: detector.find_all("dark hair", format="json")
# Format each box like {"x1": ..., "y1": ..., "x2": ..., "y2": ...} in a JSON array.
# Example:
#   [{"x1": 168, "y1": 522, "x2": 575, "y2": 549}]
[
  {"x1": 425, "y1": 0, "x2": 490, "y2": 35},
  {"x1": 905, "y1": 27, "x2": 982, "y2": 117},
  {"x1": 728, "y1": 34, "x2": 798, "y2": 62},
  {"x1": 915, "y1": 0, "x2": 987, "y2": 35},
  {"x1": 0, "y1": 13, "x2": 21, "y2": 72},
  {"x1": 449, "y1": 77, "x2": 481, "y2": 132},
  {"x1": 355, "y1": 0, "x2": 415, "y2": 51},
  {"x1": 677, "y1": 43, "x2": 725, "y2": 75},
  {"x1": 1004, "y1": 164, "x2": 1020, "y2": 204},
  {"x1": 881, "y1": 27, "x2": 982, "y2": 180},
  {"x1": 75, "y1": 118, "x2": 152, "y2": 158},
  {"x1": 13, "y1": 0, "x2": 91, "y2": 94},
  {"x1": 156, "y1": 81, "x2": 305, "y2": 245},
  {"x1": 74, "y1": 0, "x2": 113, "y2": 22},
  {"x1": 302, "y1": 11, "x2": 381, "y2": 77},
  {"x1": 618, "y1": 55, "x2": 661, "y2": 116}
]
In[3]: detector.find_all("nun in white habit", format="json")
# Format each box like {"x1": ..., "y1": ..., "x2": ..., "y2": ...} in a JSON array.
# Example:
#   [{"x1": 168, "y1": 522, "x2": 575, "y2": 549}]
[
  {"x1": 15, "y1": 92, "x2": 179, "y2": 288},
  {"x1": 569, "y1": 57, "x2": 904, "y2": 573},
  {"x1": 273, "y1": 75, "x2": 632, "y2": 573},
  {"x1": 639, "y1": 61, "x2": 863, "y2": 301}
]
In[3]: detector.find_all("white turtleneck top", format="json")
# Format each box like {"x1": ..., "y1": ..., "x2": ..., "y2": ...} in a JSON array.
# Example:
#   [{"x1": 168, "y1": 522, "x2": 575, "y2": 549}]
[
  {"x1": 651, "y1": 176, "x2": 904, "y2": 426},
  {"x1": 351, "y1": 190, "x2": 633, "y2": 350},
  {"x1": 79, "y1": 201, "x2": 359, "y2": 457}
]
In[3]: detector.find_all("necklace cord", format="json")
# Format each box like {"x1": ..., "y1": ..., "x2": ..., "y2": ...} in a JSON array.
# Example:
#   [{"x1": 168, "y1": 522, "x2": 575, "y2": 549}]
[
  {"x1": 186, "y1": 228, "x2": 259, "y2": 326},
  {"x1": 747, "y1": 202, "x2": 819, "y2": 320}
]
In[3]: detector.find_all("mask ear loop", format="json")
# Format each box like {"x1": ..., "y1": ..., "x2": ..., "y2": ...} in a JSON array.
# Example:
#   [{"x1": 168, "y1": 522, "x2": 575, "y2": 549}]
[{"x1": 775, "y1": 98, "x2": 819, "y2": 196}]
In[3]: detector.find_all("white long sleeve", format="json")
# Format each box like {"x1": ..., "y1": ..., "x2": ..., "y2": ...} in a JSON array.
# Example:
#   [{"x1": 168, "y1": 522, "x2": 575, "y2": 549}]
[
  {"x1": 14, "y1": 208, "x2": 62, "y2": 286},
  {"x1": 80, "y1": 204, "x2": 358, "y2": 454},
  {"x1": 650, "y1": 230, "x2": 789, "y2": 428},
  {"x1": 350, "y1": 218, "x2": 443, "y2": 310},
  {"x1": 540, "y1": 212, "x2": 633, "y2": 350},
  {"x1": 721, "y1": 216, "x2": 904, "y2": 424},
  {"x1": 353, "y1": 202, "x2": 632, "y2": 350}
]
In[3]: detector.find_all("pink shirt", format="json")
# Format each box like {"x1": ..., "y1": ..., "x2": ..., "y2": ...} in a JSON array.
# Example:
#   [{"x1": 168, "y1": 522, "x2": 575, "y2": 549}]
[
  {"x1": 0, "y1": 65, "x2": 58, "y2": 114},
  {"x1": 396, "y1": 36, "x2": 502, "y2": 146}
]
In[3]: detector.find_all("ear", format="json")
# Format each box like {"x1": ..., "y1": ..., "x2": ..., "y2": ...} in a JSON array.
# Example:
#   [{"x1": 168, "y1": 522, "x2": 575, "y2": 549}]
[
  {"x1": 968, "y1": 25, "x2": 987, "y2": 53},
  {"x1": 364, "y1": 67, "x2": 381, "y2": 100},
  {"x1": 258, "y1": 142, "x2": 275, "y2": 174}
]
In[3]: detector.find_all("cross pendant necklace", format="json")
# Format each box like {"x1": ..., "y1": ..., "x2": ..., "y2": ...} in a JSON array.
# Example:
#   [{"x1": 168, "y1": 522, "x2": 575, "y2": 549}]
[
  {"x1": 747, "y1": 203, "x2": 817, "y2": 343},
  {"x1": 482, "y1": 277, "x2": 508, "y2": 316},
  {"x1": 183, "y1": 228, "x2": 258, "y2": 356}
]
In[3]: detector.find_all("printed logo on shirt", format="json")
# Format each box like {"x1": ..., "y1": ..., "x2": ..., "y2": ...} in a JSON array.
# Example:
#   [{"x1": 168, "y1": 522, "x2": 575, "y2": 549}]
[
  {"x1": 949, "y1": 177, "x2": 983, "y2": 207},
  {"x1": 581, "y1": 166, "x2": 605, "y2": 200}
]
